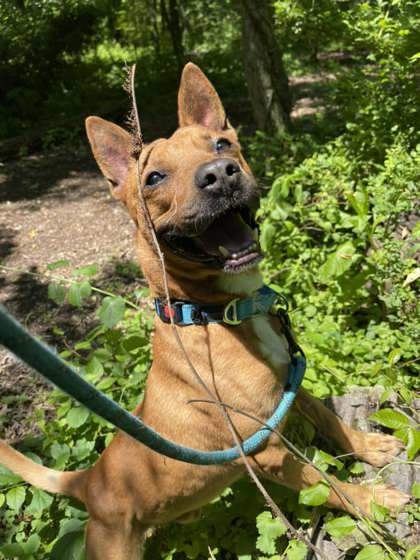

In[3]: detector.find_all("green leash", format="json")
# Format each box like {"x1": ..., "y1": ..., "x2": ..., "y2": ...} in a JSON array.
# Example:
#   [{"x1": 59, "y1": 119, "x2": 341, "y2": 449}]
[{"x1": 0, "y1": 304, "x2": 305, "y2": 465}]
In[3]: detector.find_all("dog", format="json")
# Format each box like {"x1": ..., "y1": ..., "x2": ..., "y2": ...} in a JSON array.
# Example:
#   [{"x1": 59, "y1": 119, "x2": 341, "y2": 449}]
[{"x1": 0, "y1": 63, "x2": 409, "y2": 559}]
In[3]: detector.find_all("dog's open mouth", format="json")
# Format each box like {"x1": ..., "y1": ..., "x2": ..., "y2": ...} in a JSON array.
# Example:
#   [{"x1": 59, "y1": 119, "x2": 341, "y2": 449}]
[{"x1": 162, "y1": 208, "x2": 262, "y2": 273}]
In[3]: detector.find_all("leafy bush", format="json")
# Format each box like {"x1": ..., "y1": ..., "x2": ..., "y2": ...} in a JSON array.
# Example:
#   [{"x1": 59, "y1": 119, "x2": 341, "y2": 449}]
[{"x1": 260, "y1": 138, "x2": 419, "y2": 404}]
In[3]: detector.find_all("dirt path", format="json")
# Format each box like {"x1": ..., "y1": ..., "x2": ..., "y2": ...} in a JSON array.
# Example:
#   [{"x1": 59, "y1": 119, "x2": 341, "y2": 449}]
[{"x1": 0, "y1": 146, "x2": 138, "y2": 440}]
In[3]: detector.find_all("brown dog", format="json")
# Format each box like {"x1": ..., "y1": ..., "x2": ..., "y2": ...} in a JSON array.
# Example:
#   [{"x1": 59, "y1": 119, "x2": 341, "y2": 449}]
[{"x1": 0, "y1": 63, "x2": 409, "y2": 559}]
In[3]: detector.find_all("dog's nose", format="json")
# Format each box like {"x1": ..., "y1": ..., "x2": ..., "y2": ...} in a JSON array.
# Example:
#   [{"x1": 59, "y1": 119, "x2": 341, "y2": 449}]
[{"x1": 195, "y1": 158, "x2": 241, "y2": 193}]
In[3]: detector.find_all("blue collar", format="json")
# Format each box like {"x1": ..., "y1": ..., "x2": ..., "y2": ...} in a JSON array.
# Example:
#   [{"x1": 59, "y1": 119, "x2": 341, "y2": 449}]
[{"x1": 154, "y1": 285, "x2": 278, "y2": 326}]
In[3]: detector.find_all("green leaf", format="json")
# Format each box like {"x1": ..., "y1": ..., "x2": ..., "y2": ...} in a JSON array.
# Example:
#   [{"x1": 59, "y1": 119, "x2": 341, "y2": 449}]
[
  {"x1": 50, "y1": 443, "x2": 70, "y2": 468},
  {"x1": 6, "y1": 486, "x2": 26, "y2": 511},
  {"x1": 412, "y1": 483, "x2": 420, "y2": 499},
  {"x1": 369, "y1": 408, "x2": 410, "y2": 430},
  {"x1": 370, "y1": 501, "x2": 389, "y2": 522},
  {"x1": 48, "y1": 283, "x2": 67, "y2": 305},
  {"x1": 67, "y1": 281, "x2": 91, "y2": 307},
  {"x1": 349, "y1": 462, "x2": 365, "y2": 475},
  {"x1": 85, "y1": 356, "x2": 104, "y2": 377},
  {"x1": 354, "y1": 544, "x2": 385, "y2": 560},
  {"x1": 0, "y1": 542, "x2": 25, "y2": 558},
  {"x1": 47, "y1": 259, "x2": 70, "y2": 270},
  {"x1": 286, "y1": 540, "x2": 307, "y2": 560},
  {"x1": 23, "y1": 534, "x2": 41, "y2": 554},
  {"x1": 324, "y1": 515, "x2": 357, "y2": 538},
  {"x1": 0, "y1": 464, "x2": 22, "y2": 486},
  {"x1": 50, "y1": 531, "x2": 86, "y2": 560},
  {"x1": 66, "y1": 407, "x2": 89, "y2": 429},
  {"x1": 260, "y1": 222, "x2": 277, "y2": 252},
  {"x1": 387, "y1": 348, "x2": 402, "y2": 365},
  {"x1": 298, "y1": 481, "x2": 329, "y2": 506},
  {"x1": 406, "y1": 427, "x2": 420, "y2": 460},
  {"x1": 72, "y1": 263, "x2": 99, "y2": 277},
  {"x1": 0, "y1": 493, "x2": 5, "y2": 507},
  {"x1": 97, "y1": 296, "x2": 126, "y2": 328},
  {"x1": 406, "y1": 545, "x2": 420, "y2": 560},
  {"x1": 312, "y1": 449, "x2": 343, "y2": 471},
  {"x1": 26, "y1": 488, "x2": 54, "y2": 515},
  {"x1": 319, "y1": 241, "x2": 357, "y2": 283},
  {"x1": 256, "y1": 511, "x2": 287, "y2": 554},
  {"x1": 57, "y1": 518, "x2": 86, "y2": 539}
]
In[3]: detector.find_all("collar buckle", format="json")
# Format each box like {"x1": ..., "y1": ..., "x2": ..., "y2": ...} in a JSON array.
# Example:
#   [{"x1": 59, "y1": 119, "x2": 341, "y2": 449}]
[{"x1": 223, "y1": 298, "x2": 242, "y2": 325}]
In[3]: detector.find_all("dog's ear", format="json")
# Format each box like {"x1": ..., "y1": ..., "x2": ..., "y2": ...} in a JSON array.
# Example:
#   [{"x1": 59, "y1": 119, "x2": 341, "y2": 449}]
[
  {"x1": 178, "y1": 62, "x2": 227, "y2": 130},
  {"x1": 85, "y1": 116, "x2": 133, "y2": 201}
]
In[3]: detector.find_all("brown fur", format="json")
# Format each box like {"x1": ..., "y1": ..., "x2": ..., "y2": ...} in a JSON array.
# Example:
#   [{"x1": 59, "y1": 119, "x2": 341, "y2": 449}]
[{"x1": 0, "y1": 63, "x2": 408, "y2": 559}]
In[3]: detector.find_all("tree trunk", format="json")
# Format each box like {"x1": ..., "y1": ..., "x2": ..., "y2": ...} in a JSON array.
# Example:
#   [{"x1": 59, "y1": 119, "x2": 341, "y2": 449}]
[
  {"x1": 160, "y1": 0, "x2": 185, "y2": 70},
  {"x1": 236, "y1": 0, "x2": 292, "y2": 134},
  {"x1": 147, "y1": 0, "x2": 161, "y2": 60}
]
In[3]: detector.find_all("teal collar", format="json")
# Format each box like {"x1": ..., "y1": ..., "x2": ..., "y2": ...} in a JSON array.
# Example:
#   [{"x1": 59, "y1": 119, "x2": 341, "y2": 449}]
[{"x1": 154, "y1": 285, "x2": 278, "y2": 326}]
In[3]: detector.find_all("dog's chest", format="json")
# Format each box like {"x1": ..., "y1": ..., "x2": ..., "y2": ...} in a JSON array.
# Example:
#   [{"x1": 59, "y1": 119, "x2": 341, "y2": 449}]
[
  {"x1": 250, "y1": 315, "x2": 290, "y2": 369},
  {"x1": 218, "y1": 271, "x2": 290, "y2": 371}
]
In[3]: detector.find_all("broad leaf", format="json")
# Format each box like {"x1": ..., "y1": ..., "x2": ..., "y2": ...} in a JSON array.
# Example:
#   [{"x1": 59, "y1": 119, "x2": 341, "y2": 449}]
[
  {"x1": 23, "y1": 534, "x2": 40, "y2": 554},
  {"x1": 369, "y1": 408, "x2": 411, "y2": 430},
  {"x1": 370, "y1": 502, "x2": 389, "y2": 522},
  {"x1": 256, "y1": 511, "x2": 287, "y2": 554},
  {"x1": 50, "y1": 531, "x2": 86, "y2": 560},
  {"x1": 6, "y1": 486, "x2": 26, "y2": 511},
  {"x1": 97, "y1": 296, "x2": 126, "y2": 328},
  {"x1": 48, "y1": 283, "x2": 67, "y2": 305},
  {"x1": 67, "y1": 281, "x2": 91, "y2": 307},
  {"x1": 298, "y1": 481, "x2": 329, "y2": 506},
  {"x1": 354, "y1": 544, "x2": 385, "y2": 560},
  {"x1": 319, "y1": 241, "x2": 357, "y2": 283},
  {"x1": 324, "y1": 515, "x2": 357, "y2": 538},
  {"x1": 66, "y1": 407, "x2": 90, "y2": 429},
  {"x1": 0, "y1": 465, "x2": 22, "y2": 486},
  {"x1": 406, "y1": 427, "x2": 420, "y2": 460},
  {"x1": 47, "y1": 259, "x2": 70, "y2": 270},
  {"x1": 0, "y1": 543, "x2": 25, "y2": 558},
  {"x1": 26, "y1": 488, "x2": 53, "y2": 515},
  {"x1": 286, "y1": 540, "x2": 307, "y2": 560},
  {"x1": 72, "y1": 263, "x2": 99, "y2": 277}
]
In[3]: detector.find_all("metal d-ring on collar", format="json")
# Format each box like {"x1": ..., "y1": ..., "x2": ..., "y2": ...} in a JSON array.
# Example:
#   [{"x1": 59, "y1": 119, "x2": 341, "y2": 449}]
[
  {"x1": 0, "y1": 291, "x2": 306, "y2": 466},
  {"x1": 223, "y1": 298, "x2": 242, "y2": 325}
]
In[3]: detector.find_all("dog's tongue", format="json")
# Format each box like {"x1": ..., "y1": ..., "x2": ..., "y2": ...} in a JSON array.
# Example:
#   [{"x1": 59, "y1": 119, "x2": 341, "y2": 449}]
[{"x1": 195, "y1": 212, "x2": 254, "y2": 257}]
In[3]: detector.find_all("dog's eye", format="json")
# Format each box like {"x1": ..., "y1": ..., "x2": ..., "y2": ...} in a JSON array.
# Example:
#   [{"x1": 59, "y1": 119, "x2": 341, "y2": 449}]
[
  {"x1": 146, "y1": 171, "x2": 166, "y2": 186},
  {"x1": 215, "y1": 138, "x2": 231, "y2": 153}
]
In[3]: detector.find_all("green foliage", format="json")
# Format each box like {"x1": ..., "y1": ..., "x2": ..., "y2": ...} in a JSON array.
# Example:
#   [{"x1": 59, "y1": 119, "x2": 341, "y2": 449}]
[
  {"x1": 256, "y1": 512, "x2": 287, "y2": 554},
  {"x1": 1, "y1": 1, "x2": 419, "y2": 558},
  {"x1": 260, "y1": 138, "x2": 419, "y2": 401}
]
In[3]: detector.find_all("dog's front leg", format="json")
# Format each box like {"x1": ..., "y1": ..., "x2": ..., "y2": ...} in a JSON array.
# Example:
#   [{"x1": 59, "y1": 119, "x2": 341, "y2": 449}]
[
  {"x1": 295, "y1": 388, "x2": 404, "y2": 467},
  {"x1": 85, "y1": 519, "x2": 147, "y2": 560},
  {"x1": 253, "y1": 444, "x2": 409, "y2": 517}
]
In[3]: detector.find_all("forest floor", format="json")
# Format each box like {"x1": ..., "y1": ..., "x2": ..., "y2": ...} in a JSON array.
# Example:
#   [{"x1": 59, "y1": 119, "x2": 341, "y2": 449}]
[
  {"x1": 0, "y1": 148, "x2": 139, "y2": 440},
  {"x1": 0, "y1": 70, "x2": 334, "y2": 441}
]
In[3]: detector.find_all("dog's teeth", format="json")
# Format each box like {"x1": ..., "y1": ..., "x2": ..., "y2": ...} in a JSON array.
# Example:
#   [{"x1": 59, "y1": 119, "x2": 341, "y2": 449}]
[{"x1": 218, "y1": 245, "x2": 230, "y2": 257}]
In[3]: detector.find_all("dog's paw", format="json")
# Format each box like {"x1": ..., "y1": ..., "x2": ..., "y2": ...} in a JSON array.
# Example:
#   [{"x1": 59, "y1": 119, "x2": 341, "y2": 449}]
[
  {"x1": 353, "y1": 432, "x2": 404, "y2": 467},
  {"x1": 357, "y1": 484, "x2": 411, "y2": 517}
]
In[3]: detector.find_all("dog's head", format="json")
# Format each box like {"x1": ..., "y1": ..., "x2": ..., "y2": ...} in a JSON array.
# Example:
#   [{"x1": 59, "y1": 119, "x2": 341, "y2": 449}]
[{"x1": 86, "y1": 63, "x2": 262, "y2": 297}]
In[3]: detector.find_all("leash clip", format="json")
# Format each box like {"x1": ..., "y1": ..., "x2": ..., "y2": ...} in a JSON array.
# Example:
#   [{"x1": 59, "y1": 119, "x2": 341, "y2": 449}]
[{"x1": 223, "y1": 298, "x2": 242, "y2": 325}]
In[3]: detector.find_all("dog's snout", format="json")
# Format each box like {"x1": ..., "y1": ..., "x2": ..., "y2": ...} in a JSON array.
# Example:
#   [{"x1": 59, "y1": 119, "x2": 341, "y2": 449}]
[{"x1": 195, "y1": 158, "x2": 240, "y2": 193}]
